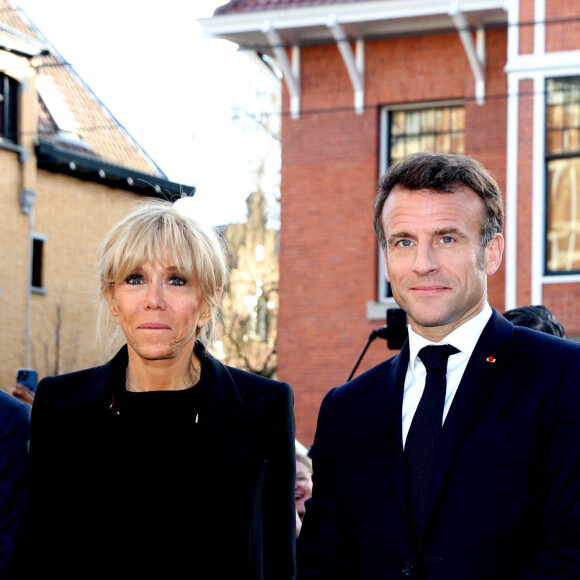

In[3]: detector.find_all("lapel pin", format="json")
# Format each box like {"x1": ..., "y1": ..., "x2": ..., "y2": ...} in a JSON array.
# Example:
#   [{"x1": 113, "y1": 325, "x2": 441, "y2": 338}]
[{"x1": 486, "y1": 356, "x2": 496, "y2": 363}]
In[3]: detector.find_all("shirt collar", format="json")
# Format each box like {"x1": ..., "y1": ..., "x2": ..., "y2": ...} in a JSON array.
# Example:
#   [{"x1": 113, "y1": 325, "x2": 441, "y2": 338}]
[{"x1": 408, "y1": 303, "x2": 493, "y2": 371}]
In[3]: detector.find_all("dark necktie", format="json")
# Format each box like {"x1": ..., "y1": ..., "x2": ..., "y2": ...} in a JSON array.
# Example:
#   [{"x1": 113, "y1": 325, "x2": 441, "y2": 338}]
[{"x1": 405, "y1": 344, "x2": 459, "y2": 552}]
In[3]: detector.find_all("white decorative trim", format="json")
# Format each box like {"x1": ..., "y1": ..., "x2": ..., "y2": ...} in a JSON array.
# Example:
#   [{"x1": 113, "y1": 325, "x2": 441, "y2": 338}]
[
  {"x1": 328, "y1": 17, "x2": 365, "y2": 115},
  {"x1": 262, "y1": 23, "x2": 301, "y2": 119},
  {"x1": 450, "y1": 6, "x2": 486, "y2": 105}
]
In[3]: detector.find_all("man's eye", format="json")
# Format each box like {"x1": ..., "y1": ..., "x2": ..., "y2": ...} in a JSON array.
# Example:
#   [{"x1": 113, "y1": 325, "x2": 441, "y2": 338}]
[
  {"x1": 396, "y1": 239, "x2": 413, "y2": 247},
  {"x1": 440, "y1": 236, "x2": 454, "y2": 244}
]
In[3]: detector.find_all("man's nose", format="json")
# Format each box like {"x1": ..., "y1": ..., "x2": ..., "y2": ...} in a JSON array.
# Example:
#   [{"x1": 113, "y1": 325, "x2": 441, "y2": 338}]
[{"x1": 412, "y1": 243, "x2": 438, "y2": 275}]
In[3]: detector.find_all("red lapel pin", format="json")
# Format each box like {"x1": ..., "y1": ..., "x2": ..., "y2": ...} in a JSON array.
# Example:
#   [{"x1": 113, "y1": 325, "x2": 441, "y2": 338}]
[{"x1": 486, "y1": 356, "x2": 496, "y2": 363}]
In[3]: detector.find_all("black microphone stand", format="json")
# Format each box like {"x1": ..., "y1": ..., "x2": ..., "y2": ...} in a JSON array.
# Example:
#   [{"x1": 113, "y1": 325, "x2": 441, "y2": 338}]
[
  {"x1": 346, "y1": 308, "x2": 408, "y2": 382},
  {"x1": 346, "y1": 326, "x2": 389, "y2": 382}
]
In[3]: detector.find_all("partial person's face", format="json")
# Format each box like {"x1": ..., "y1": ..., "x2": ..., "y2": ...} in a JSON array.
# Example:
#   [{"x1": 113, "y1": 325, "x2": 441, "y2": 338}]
[
  {"x1": 382, "y1": 185, "x2": 503, "y2": 342},
  {"x1": 108, "y1": 259, "x2": 210, "y2": 363},
  {"x1": 295, "y1": 460, "x2": 313, "y2": 520}
]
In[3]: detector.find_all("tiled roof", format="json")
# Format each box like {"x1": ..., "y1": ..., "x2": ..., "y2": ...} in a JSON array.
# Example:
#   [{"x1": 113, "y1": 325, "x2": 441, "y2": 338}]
[
  {"x1": 214, "y1": 0, "x2": 371, "y2": 15},
  {"x1": 1, "y1": 0, "x2": 165, "y2": 178}
]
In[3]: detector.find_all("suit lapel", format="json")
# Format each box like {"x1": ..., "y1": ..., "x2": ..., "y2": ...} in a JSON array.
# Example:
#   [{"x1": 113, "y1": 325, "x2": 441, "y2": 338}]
[
  {"x1": 194, "y1": 353, "x2": 264, "y2": 480},
  {"x1": 427, "y1": 312, "x2": 516, "y2": 517},
  {"x1": 375, "y1": 342, "x2": 410, "y2": 512}
]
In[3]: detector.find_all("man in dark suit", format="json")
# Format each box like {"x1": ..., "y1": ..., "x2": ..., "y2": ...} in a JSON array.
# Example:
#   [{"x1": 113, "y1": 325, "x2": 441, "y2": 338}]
[
  {"x1": 297, "y1": 152, "x2": 580, "y2": 579},
  {"x1": 0, "y1": 389, "x2": 30, "y2": 577}
]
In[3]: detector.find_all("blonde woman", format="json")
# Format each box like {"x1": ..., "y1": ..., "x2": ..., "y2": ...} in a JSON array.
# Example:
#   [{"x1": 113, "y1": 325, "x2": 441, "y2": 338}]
[{"x1": 15, "y1": 200, "x2": 296, "y2": 580}]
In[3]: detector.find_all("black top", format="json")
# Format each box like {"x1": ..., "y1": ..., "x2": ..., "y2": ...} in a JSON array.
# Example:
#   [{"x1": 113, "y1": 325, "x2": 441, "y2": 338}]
[{"x1": 112, "y1": 375, "x2": 208, "y2": 576}]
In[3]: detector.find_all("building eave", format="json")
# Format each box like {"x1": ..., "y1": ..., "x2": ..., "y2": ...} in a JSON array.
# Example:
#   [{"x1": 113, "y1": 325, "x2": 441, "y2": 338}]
[
  {"x1": 35, "y1": 141, "x2": 194, "y2": 202},
  {"x1": 201, "y1": 0, "x2": 508, "y2": 118},
  {"x1": 0, "y1": 25, "x2": 48, "y2": 57},
  {"x1": 199, "y1": 0, "x2": 509, "y2": 51}
]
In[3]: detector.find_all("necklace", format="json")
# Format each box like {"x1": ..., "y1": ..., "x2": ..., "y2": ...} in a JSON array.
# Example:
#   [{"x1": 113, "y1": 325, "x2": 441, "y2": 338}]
[{"x1": 125, "y1": 358, "x2": 201, "y2": 392}]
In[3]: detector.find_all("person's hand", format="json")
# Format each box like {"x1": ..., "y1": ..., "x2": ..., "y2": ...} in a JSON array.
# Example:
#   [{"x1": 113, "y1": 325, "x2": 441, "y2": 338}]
[{"x1": 12, "y1": 383, "x2": 35, "y2": 405}]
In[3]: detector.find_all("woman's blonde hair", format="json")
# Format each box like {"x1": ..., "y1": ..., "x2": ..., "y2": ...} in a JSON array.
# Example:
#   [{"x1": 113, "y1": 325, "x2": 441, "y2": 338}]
[{"x1": 96, "y1": 199, "x2": 229, "y2": 355}]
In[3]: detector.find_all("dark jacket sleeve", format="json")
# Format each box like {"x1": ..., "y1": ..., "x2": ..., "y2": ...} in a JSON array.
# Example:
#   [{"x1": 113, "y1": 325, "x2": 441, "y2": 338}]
[
  {"x1": 297, "y1": 387, "x2": 350, "y2": 579},
  {"x1": 262, "y1": 380, "x2": 297, "y2": 580},
  {"x1": 0, "y1": 391, "x2": 30, "y2": 577}
]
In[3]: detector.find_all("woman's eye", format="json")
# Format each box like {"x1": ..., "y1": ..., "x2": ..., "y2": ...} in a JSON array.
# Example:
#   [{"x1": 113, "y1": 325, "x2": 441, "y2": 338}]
[
  {"x1": 125, "y1": 274, "x2": 142, "y2": 285},
  {"x1": 169, "y1": 275, "x2": 187, "y2": 286}
]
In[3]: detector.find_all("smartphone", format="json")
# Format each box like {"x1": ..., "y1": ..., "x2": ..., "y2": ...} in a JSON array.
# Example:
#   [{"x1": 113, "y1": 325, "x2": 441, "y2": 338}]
[
  {"x1": 16, "y1": 368, "x2": 38, "y2": 393},
  {"x1": 386, "y1": 308, "x2": 408, "y2": 350}
]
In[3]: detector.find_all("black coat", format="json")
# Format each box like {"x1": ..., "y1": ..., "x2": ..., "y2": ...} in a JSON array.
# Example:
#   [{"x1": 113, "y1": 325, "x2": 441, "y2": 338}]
[{"x1": 15, "y1": 343, "x2": 296, "y2": 580}]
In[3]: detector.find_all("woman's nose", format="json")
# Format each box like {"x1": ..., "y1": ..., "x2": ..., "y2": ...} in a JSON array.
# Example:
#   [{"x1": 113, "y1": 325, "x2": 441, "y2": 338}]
[{"x1": 144, "y1": 283, "x2": 166, "y2": 309}]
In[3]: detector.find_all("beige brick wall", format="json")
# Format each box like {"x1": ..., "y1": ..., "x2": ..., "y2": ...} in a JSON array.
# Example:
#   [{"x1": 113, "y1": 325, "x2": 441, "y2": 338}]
[
  {"x1": 0, "y1": 164, "x2": 143, "y2": 392},
  {"x1": 0, "y1": 149, "x2": 30, "y2": 389}
]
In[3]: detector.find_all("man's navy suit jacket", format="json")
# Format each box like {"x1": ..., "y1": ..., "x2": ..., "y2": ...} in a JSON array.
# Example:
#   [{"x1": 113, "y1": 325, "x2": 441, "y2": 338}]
[{"x1": 297, "y1": 310, "x2": 580, "y2": 579}]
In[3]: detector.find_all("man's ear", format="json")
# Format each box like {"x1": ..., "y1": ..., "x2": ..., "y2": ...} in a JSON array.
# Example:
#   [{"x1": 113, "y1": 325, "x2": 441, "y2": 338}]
[{"x1": 485, "y1": 233, "x2": 504, "y2": 275}]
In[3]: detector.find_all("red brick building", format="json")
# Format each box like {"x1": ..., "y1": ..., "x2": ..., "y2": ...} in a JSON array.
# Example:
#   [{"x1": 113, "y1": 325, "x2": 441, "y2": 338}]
[{"x1": 202, "y1": 0, "x2": 580, "y2": 445}]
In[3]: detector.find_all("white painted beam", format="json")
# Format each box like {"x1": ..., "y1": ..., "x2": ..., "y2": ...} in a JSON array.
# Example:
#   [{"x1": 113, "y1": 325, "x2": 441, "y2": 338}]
[
  {"x1": 449, "y1": 4, "x2": 486, "y2": 105},
  {"x1": 328, "y1": 17, "x2": 365, "y2": 115},
  {"x1": 263, "y1": 22, "x2": 301, "y2": 119}
]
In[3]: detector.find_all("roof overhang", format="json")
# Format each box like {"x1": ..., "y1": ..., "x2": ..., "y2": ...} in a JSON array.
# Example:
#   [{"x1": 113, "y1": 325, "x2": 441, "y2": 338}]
[
  {"x1": 199, "y1": 0, "x2": 509, "y2": 53},
  {"x1": 200, "y1": 0, "x2": 509, "y2": 118},
  {"x1": 0, "y1": 25, "x2": 49, "y2": 58},
  {"x1": 35, "y1": 141, "x2": 194, "y2": 202}
]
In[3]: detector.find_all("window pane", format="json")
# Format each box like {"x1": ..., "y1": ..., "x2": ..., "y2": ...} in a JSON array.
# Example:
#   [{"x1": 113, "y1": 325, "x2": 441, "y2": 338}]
[
  {"x1": 422, "y1": 109, "x2": 436, "y2": 132},
  {"x1": 389, "y1": 104, "x2": 464, "y2": 164},
  {"x1": 391, "y1": 111, "x2": 406, "y2": 136},
  {"x1": 547, "y1": 130, "x2": 563, "y2": 153},
  {"x1": 421, "y1": 134, "x2": 436, "y2": 151},
  {"x1": 405, "y1": 112, "x2": 421, "y2": 136},
  {"x1": 546, "y1": 157, "x2": 580, "y2": 272},
  {"x1": 545, "y1": 77, "x2": 580, "y2": 274},
  {"x1": 547, "y1": 77, "x2": 580, "y2": 155},
  {"x1": 436, "y1": 133, "x2": 451, "y2": 151},
  {"x1": 32, "y1": 238, "x2": 44, "y2": 288}
]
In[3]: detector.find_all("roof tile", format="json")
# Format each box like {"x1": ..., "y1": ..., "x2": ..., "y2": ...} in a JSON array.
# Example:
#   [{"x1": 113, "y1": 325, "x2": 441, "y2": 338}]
[{"x1": 215, "y1": 0, "x2": 371, "y2": 15}]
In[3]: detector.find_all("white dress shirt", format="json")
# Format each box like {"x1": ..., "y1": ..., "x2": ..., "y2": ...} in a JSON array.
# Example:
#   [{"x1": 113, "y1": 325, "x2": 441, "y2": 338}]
[{"x1": 401, "y1": 304, "x2": 493, "y2": 448}]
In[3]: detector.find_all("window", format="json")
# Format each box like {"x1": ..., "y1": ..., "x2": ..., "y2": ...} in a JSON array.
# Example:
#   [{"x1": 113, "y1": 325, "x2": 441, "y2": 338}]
[
  {"x1": 378, "y1": 104, "x2": 465, "y2": 302},
  {"x1": 31, "y1": 233, "x2": 47, "y2": 293},
  {"x1": 546, "y1": 76, "x2": 580, "y2": 274},
  {"x1": 389, "y1": 106, "x2": 465, "y2": 164},
  {"x1": 0, "y1": 74, "x2": 18, "y2": 143}
]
